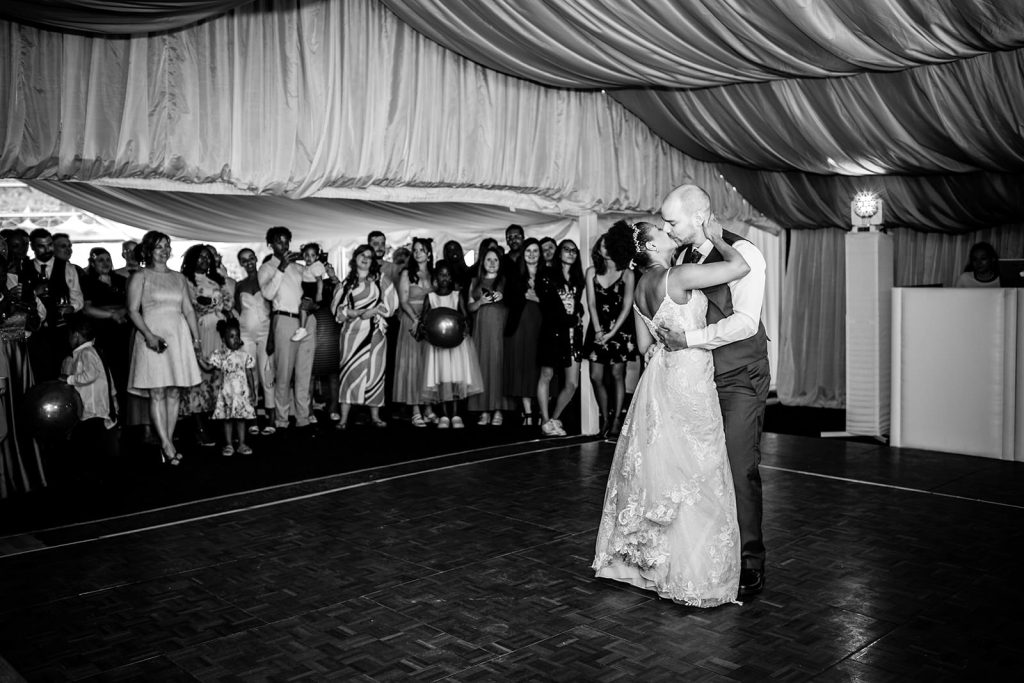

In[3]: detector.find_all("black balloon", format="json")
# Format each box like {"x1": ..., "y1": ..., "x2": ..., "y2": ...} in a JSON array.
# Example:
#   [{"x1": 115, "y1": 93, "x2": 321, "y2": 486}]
[
  {"x1": 422, "y1": 307, "x2": 466, "y2": 348},
  {"x1": 23, "y1": 380, "x2": 83, "y2": 439}
]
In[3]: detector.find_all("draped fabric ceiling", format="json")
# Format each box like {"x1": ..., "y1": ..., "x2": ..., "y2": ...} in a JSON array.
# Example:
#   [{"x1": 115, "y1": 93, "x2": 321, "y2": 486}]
[
  {"x1": 0, "y1": 0, "x2": 768, "y2": 246},
  {"x1": 381, "y1": 0, "x2": 1024, "y2": 233},
  {"x1": 0, "y1": 0, "x2": 1021, "y2": 238}
]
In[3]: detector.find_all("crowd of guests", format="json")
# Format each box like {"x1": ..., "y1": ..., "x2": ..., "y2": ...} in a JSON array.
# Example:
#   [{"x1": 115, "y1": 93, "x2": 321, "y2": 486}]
[{"x1": 0, "y1": 221, "x2": 643, "y2": 496}]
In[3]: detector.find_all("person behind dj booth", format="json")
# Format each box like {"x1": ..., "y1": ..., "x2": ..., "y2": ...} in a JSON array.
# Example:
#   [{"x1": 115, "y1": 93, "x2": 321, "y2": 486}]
[{"x1": 20, "y1": 228, "x2": 84, "y2": 381}]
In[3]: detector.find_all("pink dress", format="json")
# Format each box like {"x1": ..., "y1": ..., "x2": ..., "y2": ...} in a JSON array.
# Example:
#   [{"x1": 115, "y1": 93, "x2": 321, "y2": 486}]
[
  {"x1": 127, "y1": 269, "x2": 202, "y2": 395},
  {"x1": 420, "y1": 292, "x2": 483, "y2": 402}
]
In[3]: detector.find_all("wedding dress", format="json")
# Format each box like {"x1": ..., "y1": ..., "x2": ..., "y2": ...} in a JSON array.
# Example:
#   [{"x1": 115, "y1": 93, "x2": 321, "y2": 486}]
[{"x1": 592, "y1": 276, "x2": 740, "y2": 607}]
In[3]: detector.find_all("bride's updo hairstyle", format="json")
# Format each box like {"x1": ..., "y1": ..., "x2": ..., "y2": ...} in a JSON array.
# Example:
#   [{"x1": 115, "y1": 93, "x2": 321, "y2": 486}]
[{"x1": 605, "y1": 219, "x2": 658, "y2": 270}]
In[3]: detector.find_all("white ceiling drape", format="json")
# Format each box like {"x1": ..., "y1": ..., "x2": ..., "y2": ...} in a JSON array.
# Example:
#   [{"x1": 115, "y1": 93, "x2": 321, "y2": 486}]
[
  {"x1": 379, "y1": 0, "x2": 1024, "y2": 89},
  {"x1": 24, "y1": 179, "x2": 577, "y2": 247},
  {"x1": 379, "y1": 0, "x2": 1024, "y2": 233},
  {"x1": 0, "y1": 0, "x2": 770, "y2": 232},
  {"x1": 0, "y1": 0, "x2": 253, "y2": 34}
]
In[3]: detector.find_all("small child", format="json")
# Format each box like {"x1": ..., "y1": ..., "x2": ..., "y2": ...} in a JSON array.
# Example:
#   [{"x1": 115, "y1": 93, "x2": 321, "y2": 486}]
[
  {"x1": 420, "y1": 262, "x2": 483, "y2": 428},
  {"x1": 292, "y1": 242, "x2": 326, "y2": 342},
  {"x1": 62, "y1": 317, "x2": 119, "y2": 476},
  {"x1": 63, "y1": 317, "x2": 118, "y2": 431},
  {"x1": 204, "y1": 318, "x2": 257, "y2": 456}
]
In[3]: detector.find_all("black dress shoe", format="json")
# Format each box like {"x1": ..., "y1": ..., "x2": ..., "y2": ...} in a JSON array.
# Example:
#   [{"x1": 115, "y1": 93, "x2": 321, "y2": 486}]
[{"x1": 738, "y1": 568, "x2": 765, "y2": 599}]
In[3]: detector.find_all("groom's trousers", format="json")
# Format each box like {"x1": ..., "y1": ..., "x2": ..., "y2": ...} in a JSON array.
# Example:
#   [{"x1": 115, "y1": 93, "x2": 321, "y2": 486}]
[{"x1": 716, "y1": 356, "x2": 771, "y2": 572}]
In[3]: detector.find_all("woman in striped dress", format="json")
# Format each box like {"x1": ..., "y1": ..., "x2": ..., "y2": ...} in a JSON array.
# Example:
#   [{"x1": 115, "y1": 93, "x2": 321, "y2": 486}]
[{"x1": 332, "y1": 245, "x2": 398, "y2": 429}]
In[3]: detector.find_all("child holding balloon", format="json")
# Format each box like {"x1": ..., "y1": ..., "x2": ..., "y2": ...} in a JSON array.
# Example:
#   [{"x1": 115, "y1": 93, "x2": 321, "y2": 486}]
[{"x1": 419, "y1": 262, "x2": 482, "y2": 428}]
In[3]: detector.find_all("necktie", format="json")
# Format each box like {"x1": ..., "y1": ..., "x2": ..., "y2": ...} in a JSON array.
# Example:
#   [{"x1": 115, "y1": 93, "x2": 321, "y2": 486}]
[
  {"x1": 40, "y1": 263, "x2": 48, "y2": 279},
  {"x1": 688, "y1": 248, "x2": 702, "y2": 264}
]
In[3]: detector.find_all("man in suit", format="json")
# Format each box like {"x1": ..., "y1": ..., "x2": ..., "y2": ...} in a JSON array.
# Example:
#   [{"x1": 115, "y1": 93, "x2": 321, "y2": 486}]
[
  {"x1": 656, "y1": 184, "x2": 770, "y2": 600},
  {"x1": 22, "y1": 228, "x2": 85, "y2": 381}
]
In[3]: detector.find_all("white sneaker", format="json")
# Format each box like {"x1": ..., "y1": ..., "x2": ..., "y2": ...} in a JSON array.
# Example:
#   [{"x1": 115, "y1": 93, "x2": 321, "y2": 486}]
[
  {"x1": 541, "y1": 419, "x2": 559, "y2": 436},
  {"x1": 290, "y1": 327, "x2": 309, "y2": 342},
  {"x1": 308, "y1": 415, "x2": 318, "y2": 424},
  {"x1": 452, "y1": 416, "x2": 464, "y2": 429},
  {"x1": 437, "y1": 416, "x2": 451, "y2": 429}
]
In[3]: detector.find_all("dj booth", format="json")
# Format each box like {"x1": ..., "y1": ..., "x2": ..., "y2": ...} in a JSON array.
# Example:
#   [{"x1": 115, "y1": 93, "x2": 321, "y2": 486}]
[{"x1": 891, "y1": 287, "x2": 1024, "y2": 461}]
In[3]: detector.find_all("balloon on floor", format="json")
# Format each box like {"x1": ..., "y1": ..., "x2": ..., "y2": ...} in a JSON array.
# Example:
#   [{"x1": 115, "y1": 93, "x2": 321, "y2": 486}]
[
  {"x1": 23, "y1": 380, "x2": 83, "y2": 440},
  {"x1": 422, "y1": 307, "x2": 466, "y2": 348}
]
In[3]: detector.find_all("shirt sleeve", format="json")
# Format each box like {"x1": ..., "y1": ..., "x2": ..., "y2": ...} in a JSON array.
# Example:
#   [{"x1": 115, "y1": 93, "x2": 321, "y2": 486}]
[
  {"x1": 66, "y1": 265, "x2": 84, "y2": 312},
  {"x1": 686, "y1": 240, "x2": 766, "y2": 350},
  {"x1": 66, "y1": 350, "x2": 102, "y2": 387},
  {"x1": 258, "y1": 261, "x2": 283, "y2": 301}
]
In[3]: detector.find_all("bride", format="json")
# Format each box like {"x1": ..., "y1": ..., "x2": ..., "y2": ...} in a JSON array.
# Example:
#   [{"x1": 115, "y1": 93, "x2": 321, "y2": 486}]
[{"x1": 592, "y1": 216, "x2": 750, "y2": 608}]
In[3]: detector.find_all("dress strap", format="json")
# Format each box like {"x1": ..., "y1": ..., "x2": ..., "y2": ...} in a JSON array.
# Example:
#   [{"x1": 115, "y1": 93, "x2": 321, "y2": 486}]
[{"x1": 662, "y1": 268, "x2": 672, "y2": 302}]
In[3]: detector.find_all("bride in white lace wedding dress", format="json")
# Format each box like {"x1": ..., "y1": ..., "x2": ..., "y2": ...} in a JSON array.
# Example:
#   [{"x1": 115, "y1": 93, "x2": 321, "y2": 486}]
[{"x1": 592, "y1": 219, "x2": 750, "y2": 608}]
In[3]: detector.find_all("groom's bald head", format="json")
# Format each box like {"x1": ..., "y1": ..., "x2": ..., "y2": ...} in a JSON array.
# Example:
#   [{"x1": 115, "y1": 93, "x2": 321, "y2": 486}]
[{"x1": 660, "y1": 184, "x2": 710, "y2": 246}]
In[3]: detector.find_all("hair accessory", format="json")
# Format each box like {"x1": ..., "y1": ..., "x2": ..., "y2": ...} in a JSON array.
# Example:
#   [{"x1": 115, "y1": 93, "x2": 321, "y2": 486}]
[{"x1": 631, "y1": 223, "x2": 644, "y2": 252}]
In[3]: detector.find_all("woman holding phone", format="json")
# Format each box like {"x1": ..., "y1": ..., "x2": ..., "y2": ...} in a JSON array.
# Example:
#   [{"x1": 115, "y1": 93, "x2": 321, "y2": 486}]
[{"x1": 126, "y1": 231, "x2": 202, "y2": 465}]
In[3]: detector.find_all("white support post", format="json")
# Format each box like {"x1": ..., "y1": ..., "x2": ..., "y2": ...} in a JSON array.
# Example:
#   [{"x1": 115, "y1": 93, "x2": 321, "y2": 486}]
[
  {"x1": 842, "y1": 230, "x2": 892, "y2": 439},
  {"x1": 578, "y1": 213, "x2": 601, "y2": 436}
]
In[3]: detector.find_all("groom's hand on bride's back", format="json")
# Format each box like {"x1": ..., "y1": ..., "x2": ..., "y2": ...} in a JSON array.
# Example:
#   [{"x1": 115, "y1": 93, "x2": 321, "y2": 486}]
[{"x1": 656, "y1": 322, "x2": 688, "y2": 351}]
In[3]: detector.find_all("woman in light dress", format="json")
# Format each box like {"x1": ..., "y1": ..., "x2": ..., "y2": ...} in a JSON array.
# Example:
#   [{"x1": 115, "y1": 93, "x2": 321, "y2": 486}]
[
  {"x1": 333, "y1": 244, "x2": 398, "y2": 429},
  {"x1": 126, "y1": 231, "x2": 202, "y2": 465},
  {"x1": 394, "y1": 238, "x2": 436, "y2": 426},
  {"x1": 592, "y1": 218, "x2": 749, "y2": 608},
  {"x1": 234, "y1": 248, "x2": 276, "y2": 434}
]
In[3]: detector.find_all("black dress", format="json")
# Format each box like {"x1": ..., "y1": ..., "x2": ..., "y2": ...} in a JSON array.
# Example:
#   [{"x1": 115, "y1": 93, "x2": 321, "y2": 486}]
[
  {"x1": 583, "y1": 272, "x2": 636, "y2": 365},
  {"x1": 537, "y1": 271, "x2": 583, "y2": 368},
  {"x1": 82, "y1": 272, "x2": 131, "y2": 403}
]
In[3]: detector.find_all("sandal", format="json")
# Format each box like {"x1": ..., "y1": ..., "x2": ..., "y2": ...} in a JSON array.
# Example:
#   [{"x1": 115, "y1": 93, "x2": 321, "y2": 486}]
[
  {"x1": 161, "y1": 445, "x2": 182, "y2": 466},
  {"x1": 411, "y1": 413, "x2": 427, "y2": 428},
  {"x1": 236, "y1": 444, "x2": 253, "y2": 455},
  {"x1": 247, "y1": 424, "x2": 260, "y2": 435},
  {"x1": 371, "y1": 419, "x2": 388, "y2": 428},
  {"x1": 221, "y1": 445, "x2": 235, "y2": 457},
  {"x1": 335, "y1": 422, "x2": 348, "y2": 430},
  {"x1": 261, "y1": 425, "x2": 277, "y2": 436}
]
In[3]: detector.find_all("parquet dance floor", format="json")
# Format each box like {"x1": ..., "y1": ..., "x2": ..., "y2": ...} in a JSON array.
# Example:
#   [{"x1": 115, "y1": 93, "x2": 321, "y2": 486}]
[{"x1": 0, "y1": 433, "x2": 1021, "y2": 681}]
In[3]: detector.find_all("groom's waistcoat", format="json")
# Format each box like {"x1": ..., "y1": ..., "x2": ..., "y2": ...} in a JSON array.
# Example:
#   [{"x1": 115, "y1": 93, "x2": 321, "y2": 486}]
[{"x1": 701, "y1": 231, "x2": 768, "y2": 377}]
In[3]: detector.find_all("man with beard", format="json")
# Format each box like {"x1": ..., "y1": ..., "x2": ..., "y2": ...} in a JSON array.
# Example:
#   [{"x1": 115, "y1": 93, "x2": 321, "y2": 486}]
[{"x1": 21, "y1": 228, "x2": 84, "y2": 380}]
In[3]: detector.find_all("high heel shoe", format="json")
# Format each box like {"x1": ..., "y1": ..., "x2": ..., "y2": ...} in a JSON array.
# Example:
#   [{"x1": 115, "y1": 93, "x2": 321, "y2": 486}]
[{"x1": 161, "y1": 444, "x2": 182, "y2": 466}]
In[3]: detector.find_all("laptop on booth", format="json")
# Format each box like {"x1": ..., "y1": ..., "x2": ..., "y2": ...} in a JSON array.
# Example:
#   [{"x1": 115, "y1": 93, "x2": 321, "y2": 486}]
[{"x1": 998, "y1": 259, "x2": 1024, "y2": 287}]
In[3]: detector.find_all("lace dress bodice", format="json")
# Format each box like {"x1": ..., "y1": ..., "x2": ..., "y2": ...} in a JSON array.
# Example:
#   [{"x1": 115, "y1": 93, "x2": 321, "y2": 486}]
[{"x1": 635, "y1": 288, "x2": 716, "y2": 387}]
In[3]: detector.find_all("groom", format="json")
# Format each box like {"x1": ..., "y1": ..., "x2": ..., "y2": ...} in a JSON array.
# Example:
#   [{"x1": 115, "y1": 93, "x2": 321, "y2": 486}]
[{"x1": 657, "y1": 184, "x2": 771, "y2": 599}]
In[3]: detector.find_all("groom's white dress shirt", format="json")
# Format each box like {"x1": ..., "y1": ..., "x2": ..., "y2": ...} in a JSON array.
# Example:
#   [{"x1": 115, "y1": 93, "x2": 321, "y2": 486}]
[{"x1": 682, "y1": 239, "x2": 766, "y2": 350}]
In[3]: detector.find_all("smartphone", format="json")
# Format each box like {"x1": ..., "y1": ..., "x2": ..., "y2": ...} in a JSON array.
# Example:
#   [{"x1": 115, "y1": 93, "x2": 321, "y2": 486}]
[
  {"x1": 157, "y1": 339, "x2": 168, "y2": 353},
  {"x1": 317, "y1": 252, "x2": 329, "y2": 264}
]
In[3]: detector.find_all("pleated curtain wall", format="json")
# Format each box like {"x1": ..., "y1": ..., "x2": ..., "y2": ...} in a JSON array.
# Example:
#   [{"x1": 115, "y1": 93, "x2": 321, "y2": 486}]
[{"x1": 2, "y1": 0, "x2": 1024, "y2": 409}]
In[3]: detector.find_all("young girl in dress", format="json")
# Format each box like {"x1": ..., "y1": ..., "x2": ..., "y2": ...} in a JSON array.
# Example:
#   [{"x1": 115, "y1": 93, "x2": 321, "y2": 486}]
[
  {"x1": 420, "y1": 262, "x2": 482, "y2": 429},
  {"x1": 203, "y1": 318, "x2": 257, "y2": 456}
]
